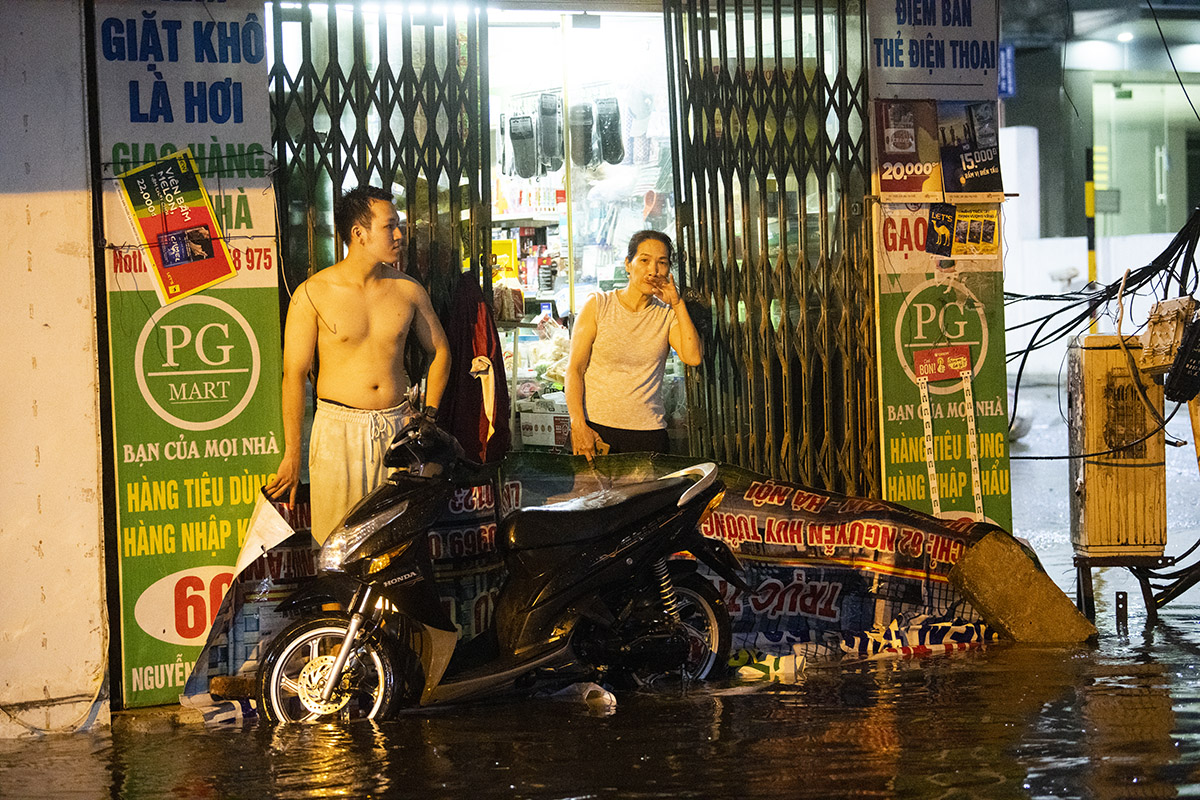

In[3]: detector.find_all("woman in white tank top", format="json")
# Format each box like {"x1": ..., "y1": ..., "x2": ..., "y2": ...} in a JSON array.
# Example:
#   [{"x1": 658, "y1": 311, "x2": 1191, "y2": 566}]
[{"x1": 564, "y1": 230, "x2": 704, "y2": 458}]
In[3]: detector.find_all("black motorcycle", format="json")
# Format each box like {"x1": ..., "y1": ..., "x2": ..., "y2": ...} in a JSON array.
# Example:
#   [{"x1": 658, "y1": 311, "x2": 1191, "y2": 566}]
[{"x1": 256, "y1": 423, "x2": 745, "y2": 723}]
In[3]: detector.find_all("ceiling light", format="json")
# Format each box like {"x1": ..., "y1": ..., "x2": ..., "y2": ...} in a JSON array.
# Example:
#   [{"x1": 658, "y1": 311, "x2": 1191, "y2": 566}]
[{"x1": 1117, "y1": 31, "x2": 1134, "y2": 43}]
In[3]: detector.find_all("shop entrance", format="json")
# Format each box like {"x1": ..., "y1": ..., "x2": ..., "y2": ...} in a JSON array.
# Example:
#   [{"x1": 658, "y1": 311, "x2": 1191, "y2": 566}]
[
  {"x1": 487, "y1": 9, "x2": 684, "y2": 451},
  {"x1": 1093, "y1": 80, "x2": 1200, "y2": 238},
  {"x1": 484, "y1": 3, "x2": 878, "y2": 490},
  {"x1": 267, "y1": 1, "x2": 878, "y2": 492}
]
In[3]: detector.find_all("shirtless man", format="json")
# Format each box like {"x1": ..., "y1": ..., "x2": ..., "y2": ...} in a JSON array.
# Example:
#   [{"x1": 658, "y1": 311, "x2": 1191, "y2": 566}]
[{"x1": 265, "y1": 186, "x2": 451, "y2": 542}]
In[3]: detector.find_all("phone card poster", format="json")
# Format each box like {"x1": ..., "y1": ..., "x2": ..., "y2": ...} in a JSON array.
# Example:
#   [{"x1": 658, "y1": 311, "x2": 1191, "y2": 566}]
[
  {"x1": 874, "y1": 99, "x2": 944, "y2": 203},
  {"x1": 937, "y1": 100, "x2": 1003, "y2": 202}
]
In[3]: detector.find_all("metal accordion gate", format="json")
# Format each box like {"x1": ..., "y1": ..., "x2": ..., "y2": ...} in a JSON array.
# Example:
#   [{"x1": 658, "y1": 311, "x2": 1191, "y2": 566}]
[
  {"x1": 663, "y1": 0, "x2": 878, "y2": 496},
  {"x1": 267, "y1": 1, "x2": 491, "y2": 315}
]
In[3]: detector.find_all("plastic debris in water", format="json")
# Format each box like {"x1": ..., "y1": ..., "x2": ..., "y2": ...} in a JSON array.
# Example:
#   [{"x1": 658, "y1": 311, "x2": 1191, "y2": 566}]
[{"x1": 730, "y1": 648, "x2": 806, "y2": 683}]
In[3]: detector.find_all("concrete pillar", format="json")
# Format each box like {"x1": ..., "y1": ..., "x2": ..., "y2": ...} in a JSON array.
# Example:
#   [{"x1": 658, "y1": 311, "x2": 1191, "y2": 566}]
[{"x1": 0, "y1": 0, "x2": 110, "y2": 736}]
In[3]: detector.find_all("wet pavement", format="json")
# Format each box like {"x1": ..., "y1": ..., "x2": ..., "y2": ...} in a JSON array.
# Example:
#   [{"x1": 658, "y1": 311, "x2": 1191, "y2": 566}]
[{"x1": 6, "y1": 378, "x2": 1200, "y2": 799}]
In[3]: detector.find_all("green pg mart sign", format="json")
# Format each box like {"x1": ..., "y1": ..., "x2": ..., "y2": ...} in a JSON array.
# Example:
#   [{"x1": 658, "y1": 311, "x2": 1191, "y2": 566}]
[
  {"x1": 875, "y1": 204, "x2": 1012, "y2": 531},
  {"x1": 92, "y1": 0, "x2": 284, "y2": 708},
  {"x1": 110, "y1": 288, "x2": 282, "y2": 707},
  {"x1": 131, "y1": 295, "x2": 261, "y2": 432}
]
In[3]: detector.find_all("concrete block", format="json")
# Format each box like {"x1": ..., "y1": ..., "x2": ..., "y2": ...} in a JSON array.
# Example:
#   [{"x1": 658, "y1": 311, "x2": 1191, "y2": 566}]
[
  {"x1": 209, "y1": 675, "x2": 255, "y2": 699},
  {"x1": 949, "y1": 531, "x2": 1097, "y2": 643},
  {"x1": 111, "y1": 703, "x2": 204, "y2": 734}
]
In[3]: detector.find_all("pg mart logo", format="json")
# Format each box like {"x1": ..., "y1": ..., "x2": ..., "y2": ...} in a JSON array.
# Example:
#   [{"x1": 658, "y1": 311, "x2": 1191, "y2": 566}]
[
  {"x1": 893, "y1": 277, "x2": 988, "y2": 395},
  {"x1": 134, "y1": 296, "x2": 261, "y2": 431}
]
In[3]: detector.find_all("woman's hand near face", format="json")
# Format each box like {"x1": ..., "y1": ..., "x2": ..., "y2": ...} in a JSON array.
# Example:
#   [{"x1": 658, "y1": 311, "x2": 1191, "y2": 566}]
[{"x1": 653, "y1": 272, "x2": 682, "y2": 306}]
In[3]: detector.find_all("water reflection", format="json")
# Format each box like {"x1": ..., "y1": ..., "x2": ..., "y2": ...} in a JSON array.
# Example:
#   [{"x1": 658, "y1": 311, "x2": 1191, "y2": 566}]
[
  {"x1": 1081, "y1": 679, "x2": 1176, "y2": 798},
  {"x1": 265, "y1": 724, "x2": 394, "y2": 798},
  {"x1": 5, "y1": 637, "x2": 1200, "y2": 799}
]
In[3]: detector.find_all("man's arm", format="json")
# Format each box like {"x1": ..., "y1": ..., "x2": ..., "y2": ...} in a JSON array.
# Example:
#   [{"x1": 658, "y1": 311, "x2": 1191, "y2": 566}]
[
  {"x1": 265, "y1": 288, "x2": 319, "y2": 503},
  {"x1": 565, "y1": 298, "x2": 603, "y2": 460},
  {"x1": 409, "y1": 285, "x2": 451, "y2": 412}
]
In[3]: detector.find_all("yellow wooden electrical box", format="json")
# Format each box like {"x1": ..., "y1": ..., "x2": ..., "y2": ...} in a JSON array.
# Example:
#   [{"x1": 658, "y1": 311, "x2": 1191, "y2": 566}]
[{"x1": 1067, "y1": 334, "x2": 1166, "y2": 557}]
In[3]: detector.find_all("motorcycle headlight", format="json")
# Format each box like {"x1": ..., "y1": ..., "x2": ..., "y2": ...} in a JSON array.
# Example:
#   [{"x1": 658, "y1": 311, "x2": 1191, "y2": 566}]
[{"x1": 317, "y1": 500, "x2": 408, "y2": 573}]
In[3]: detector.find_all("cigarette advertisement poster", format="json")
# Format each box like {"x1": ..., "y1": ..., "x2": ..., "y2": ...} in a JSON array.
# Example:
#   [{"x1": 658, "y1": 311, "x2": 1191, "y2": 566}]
[
  {"x1": 926, "y1": 202, "x2": 1000, "y2": 257},
  {"x1": 873, "y1": 99, "x2": 943, "y2": 203},
  {"x1": 874, "y1": 203, "x2": 1012, "y2": 530},
  {"x1": 95, "y1": 0, "x2": 283, "y2": 707},
  {"x1": 116, "y1": 150, "x2": 237, "y2": 304}
]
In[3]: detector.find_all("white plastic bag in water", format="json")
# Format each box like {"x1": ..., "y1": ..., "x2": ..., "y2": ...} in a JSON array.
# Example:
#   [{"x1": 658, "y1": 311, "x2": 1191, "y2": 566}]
[{"x1": 549, "y1": 682, "x2": 617, "y2": 715}]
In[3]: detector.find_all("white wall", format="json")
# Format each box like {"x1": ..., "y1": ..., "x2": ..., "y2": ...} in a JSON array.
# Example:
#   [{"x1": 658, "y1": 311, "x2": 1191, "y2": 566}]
[
  {"x1": 999, "y1": 124, "x2": 1183, "y2": 381},
  {"x1": 1003, "y1": 228, "x2": 1176, "y2": 381},
  {"x1": 999, "y1": 126, "x2": 1041, "y2": 242},
  {"x1": 0, "y1": 0, "x2": 109, "y2": 736}
]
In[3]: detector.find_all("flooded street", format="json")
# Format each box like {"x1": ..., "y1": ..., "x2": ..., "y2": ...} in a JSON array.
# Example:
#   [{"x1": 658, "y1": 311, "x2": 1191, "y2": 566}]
[
  {"x1": 7, "y1": 380, "x2": 1200, "y2": 799},
  {"x1": 8, "y1": 639, "x2": 1200, "y2": 799}
]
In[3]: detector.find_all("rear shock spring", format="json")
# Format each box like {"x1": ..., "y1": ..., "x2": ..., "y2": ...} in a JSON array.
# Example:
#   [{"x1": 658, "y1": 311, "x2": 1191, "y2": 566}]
[{"x1": 654, "y1": 558, "x2": 681, "y2": 622}]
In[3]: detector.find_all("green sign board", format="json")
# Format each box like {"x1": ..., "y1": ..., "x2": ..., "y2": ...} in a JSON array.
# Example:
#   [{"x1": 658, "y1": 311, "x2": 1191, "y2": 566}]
[
  {"x1": 874, "y1": 204, "x2": 1012, "y2": 531},
  {"x1": 94, "y1": 0, "x2": 282, "y2": 706},
  {"x1": 109, "y1": 289, "x2": 281, "y2": 702}
]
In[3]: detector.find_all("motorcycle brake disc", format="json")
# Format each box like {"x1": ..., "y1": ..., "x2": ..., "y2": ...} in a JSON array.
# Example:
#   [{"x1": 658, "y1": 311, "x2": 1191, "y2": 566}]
[{"x1": 297, "y1": 655, "x2": 352, "y2": 716}]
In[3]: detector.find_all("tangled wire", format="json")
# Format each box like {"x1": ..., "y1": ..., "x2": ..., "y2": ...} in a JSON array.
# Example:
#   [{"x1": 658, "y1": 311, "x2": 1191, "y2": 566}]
[{"x1": 1005, "y1": 206, "x2": 1200, "y2": 435}]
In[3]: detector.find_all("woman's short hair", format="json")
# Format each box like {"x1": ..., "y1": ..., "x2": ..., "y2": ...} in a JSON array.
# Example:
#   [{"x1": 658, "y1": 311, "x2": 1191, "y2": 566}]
[{"x1": 625, "y1": 229, "x2": 674, "y2": 264}]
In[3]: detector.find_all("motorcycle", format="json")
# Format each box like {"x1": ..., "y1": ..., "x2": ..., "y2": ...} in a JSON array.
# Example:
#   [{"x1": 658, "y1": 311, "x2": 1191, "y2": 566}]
[{"x1": 256, "y1": 422, "x2": 746, "y2": 723}]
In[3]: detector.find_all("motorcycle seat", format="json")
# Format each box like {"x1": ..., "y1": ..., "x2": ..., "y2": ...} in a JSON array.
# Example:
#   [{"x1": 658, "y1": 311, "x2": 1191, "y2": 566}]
[{"x1": 501, "y1": 476, "x2": 691, "y2": 550}]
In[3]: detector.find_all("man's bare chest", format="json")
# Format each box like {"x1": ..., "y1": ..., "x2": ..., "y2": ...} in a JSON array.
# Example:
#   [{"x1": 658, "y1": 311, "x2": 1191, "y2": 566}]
[{"x1": 320, "y1": 297, "x2": 414, "y2": 348}]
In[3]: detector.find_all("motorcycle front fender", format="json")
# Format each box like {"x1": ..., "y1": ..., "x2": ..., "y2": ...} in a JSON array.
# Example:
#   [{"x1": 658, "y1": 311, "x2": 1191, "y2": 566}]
[
  {"x1": 683, "y1": 531, "x2": 749, "y2": 592},
  {"x1": 374, "y1": 574, "x2": 457, "y2": 634}
]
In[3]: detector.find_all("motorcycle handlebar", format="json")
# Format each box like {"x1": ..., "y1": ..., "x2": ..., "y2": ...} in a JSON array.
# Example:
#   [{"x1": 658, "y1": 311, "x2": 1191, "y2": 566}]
[{"x1": 384, "y1": 422, "x2": 462, "y2": 471}]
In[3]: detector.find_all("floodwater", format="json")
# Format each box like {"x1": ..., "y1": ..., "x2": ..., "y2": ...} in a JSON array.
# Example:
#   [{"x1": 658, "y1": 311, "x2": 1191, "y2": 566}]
[{"x1": 6, "y1": 380, "x2": 1200, "y2": 799}]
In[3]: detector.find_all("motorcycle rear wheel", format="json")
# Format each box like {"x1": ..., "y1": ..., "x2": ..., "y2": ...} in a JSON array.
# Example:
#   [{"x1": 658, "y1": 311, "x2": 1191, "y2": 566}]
[
  {"x1": 256, "y1": 615, "x2": 416, "y2": 723},
  {"x1": 669, "y1": 571, "x2": 732, "y2": 682},
  {"x1": 617, "y1": 569, "x2": 731, "y2": 688}
]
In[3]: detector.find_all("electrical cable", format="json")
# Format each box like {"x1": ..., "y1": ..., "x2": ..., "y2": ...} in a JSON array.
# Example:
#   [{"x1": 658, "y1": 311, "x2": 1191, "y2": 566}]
[
  {"x1": 1114, "y1": 269, "x2": 1186, "y2": 446},
  {"x1": 1001, "y1": 9, "x2": 1200, "y2": 586},
  {"x1": 1134, "y1": 536, "x2": 1200, "y2": 578},
  {"x1": 1009, "y1": 399, "x2": 1184, "y2": 461},
  {"x1": 0, "y1": 572, "x2": 110, "y2": 734},
  {"x1": 1006, "y1": 207, "x2": 1200, "y2": 434},
  {"x1": 1148, "y1": 0, "x2": 1200, "y2": 131},
  {"x1": 1059, "y1": 0, "x2": 1081, "y2": 122}
]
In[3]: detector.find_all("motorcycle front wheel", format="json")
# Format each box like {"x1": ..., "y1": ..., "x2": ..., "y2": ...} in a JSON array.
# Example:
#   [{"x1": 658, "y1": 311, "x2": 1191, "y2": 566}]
[{"x1": 256, "y1": 615, "x2": 416, "y2": 723}]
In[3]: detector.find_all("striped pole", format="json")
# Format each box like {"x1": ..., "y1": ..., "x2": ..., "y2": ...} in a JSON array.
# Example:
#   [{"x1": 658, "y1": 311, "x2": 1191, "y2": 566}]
[{"x1": 1086, "y1": 147, "x2": 1097, "y2": 332}]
